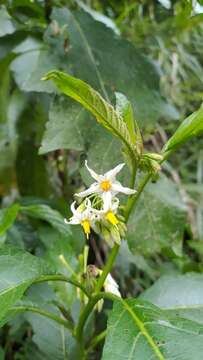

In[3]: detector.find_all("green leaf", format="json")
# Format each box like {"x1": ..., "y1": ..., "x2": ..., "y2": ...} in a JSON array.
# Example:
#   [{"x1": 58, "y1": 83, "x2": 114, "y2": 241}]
[
  {"x1": 9, "y1": 8, "x2": 178, "y2": 125},
  {"x1": 0, "y1": 245, "x2": 53, "y2": 324},
  {"x1": 39, "y1": 96, "x2": 125, "y2": 185},
  {"x1": 127, "y1": 177, "x2": 186, "y2": 256},
  {"x1": 39, "y1": 225, "x2": 78, "y2": 275},
  {"x1": 115, "y1": 92, "x2": 143, "y2": 156},
  {"x1": 11, "y1": 48, "x2": 61, "y2": 93},
  {"x1": 21, "y1": 204, "x2": 71, "y2": 237},
  {"x1": 115, "y1": 92, "x2": 136, "y2": 144},
  {"x1": 53, "y1": 8, "x2": 178, "y2": 125},
  {"x1": 0, "y1": 6, "x2": 16, "y2": 37},
  {"x1": 164, "y1": 103, "x2": 203, "y2": 154},
  {"x1": 42, "y1": 70, "x2": 137, "y2": 163},
  {"x1": 23, "y1": 285, "x2": 71, "y2": 360},
  {"x1": 16, "y1": 99, "x2": 51, "y2": 198},
  {"x1": 102, "y1": 298, "x2": 203, "y2": 360},
  {"x1": 39, "y1": 97, "x2": 87, "y2": 154},
  {"x1": 141, "y1": 273, "x2": 203, "y2": 324},
  {"x1": 0, "y1": 204, "x2": 20, "y2": 236}
]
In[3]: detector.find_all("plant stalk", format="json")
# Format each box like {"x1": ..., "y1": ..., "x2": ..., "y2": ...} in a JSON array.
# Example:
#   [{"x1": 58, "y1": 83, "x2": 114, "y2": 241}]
[
  {"x1": 94, "y1": 243, "x2": 120, "y2": 294},
  {"x1": 125, "y1": 173, "x2": 151, "y2": 222},
  {"x1": 12, "y1": 305, "x2": 73, "y2": 331},
  {"x1": 33, "y1": 274, "x2": 90, "y2": 298},
  {"x1": 86, "y1": 329, "x2": 107, "y2": 352},
  {"x1": 75, "y1": 292, "x2": 119, "y2": 341}
]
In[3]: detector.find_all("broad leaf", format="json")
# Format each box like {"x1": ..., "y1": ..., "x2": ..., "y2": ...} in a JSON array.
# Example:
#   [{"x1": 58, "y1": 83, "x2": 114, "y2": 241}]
[
  {"x1": 164, "y1": 103, "x2": 203, "y2": 154},
  {"x1": 102, "y1": 298, "x2": 203, "y2": 360},
  {"x1": 0, "y1": 6, "x2": 16, "y2": 37},
  {"x1": 11, "y1": 37, "x2": 60, "y2": 93},
  {"x1": 15, "y1": 99, "x2": 51, "y2": 198},
  {"x1": 39, "y1": 96, "x2": 125, "y2": 184},
  {"x1": 0, "y1": 204, "x2": 20, "y2": 236},
  {"x1": 42, "y1": 70, "x2": 137, "y2": 163},
  {"x1": 2, "y1": 283, "x2": 82, "y2": 359},
  {"x1": 39, "y1": 97, "x2": 87, "y2": 154},
  {"x1": 141, "y1": 273, "x2": 203, "y2": 324},
  {"x1": 39, "y1": 225, "x2": 78, "y2": 276},
  {"x1": 21, "y1": 204, "x2": 71, "y2": 237},
  {"x1": 10, "y1": 8, "x2": 178, "y2": 125},
  {"x1": 23, "y1": 285, "x2": 71, "y2": 360},
  {"x1": 127, "y1": 177, "x2": 186, "y2": 256},
  {"x1": 52, "y1": 8, "x2": 178, "y2": 125},
  {"x1": 0, "y1": 246, "x2": 53, "y2": 323}
]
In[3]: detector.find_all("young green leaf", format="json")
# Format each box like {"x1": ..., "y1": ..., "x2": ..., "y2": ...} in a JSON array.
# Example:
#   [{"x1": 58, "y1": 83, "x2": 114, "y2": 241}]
[
  {"x1": 42, "y1": 70, "x2": 137, "y2": 164},
  {"x1": 163, "y1": 103, "x2": 203, "y2": 155},
  {"x1": 115, "y1": 92, "x2": 143, "y2": 154}
]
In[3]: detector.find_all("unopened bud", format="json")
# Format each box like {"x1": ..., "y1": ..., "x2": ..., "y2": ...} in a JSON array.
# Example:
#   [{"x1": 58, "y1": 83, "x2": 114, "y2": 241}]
[{"x1": 110, "y1": 226, "x2": 121, "y2": 245}]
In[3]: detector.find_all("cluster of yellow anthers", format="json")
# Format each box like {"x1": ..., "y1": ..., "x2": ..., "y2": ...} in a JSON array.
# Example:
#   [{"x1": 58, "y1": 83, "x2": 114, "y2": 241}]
[{"x1": 65, "y1": 161, "x2": 136, "y2": 242}]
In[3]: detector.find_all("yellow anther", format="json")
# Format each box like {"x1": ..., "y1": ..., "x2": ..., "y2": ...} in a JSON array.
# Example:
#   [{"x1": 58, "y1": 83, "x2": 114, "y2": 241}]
[
  {"x1": 105, "y1": 211, "x2": 119, "y2": 225},
  {"x1": 100, "y1": 180, "x2": 111, "y2": 191},
  {"x1": 81, "y1": 220, "x2": 90, "y2": 239}
]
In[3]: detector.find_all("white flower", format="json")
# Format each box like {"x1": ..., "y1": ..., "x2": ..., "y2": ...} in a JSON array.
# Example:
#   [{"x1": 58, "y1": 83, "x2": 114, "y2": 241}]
[
  {"x1": 104, "y1": 273, "x2": 121, "y2": 297},
  {"x1": 94, "y1": 197, "x2": 120, "y2": 226},
  {"x1": 65, "y1": 199, "x2": 95, "y2": 239},
  {"x1": 76, "y1": 161, "x2": 136, "y2": 209}
]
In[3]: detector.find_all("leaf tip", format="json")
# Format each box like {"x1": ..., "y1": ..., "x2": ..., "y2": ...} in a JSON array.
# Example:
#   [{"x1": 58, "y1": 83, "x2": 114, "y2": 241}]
[{"x1": 41, "y1": 70, "x2": 58, "y2": 81}]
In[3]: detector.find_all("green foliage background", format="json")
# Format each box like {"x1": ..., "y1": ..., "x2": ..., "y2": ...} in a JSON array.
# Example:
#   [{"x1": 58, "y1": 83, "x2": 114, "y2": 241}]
[{"x1": 1, "y1": 0, "x2": 203, "y2": 359}]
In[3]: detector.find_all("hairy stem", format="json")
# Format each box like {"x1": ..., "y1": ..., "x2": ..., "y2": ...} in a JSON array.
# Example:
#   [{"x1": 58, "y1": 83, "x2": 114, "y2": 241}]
[{"x1": 33, "y1": 274, "x2": 90, "y2": 298}]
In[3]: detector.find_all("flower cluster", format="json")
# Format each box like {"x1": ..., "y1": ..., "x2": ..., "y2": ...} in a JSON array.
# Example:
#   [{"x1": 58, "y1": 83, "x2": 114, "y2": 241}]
[{"x1": 65, "y1": 161, "x2": 136, "y2": 246}]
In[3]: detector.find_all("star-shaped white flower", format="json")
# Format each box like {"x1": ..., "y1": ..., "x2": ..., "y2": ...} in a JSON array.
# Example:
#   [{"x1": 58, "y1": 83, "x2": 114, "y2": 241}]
[
  {"x1": 76, "y1": 161, "x2": 136, "y2": 209},
  {"x1": 94, "y1": 197, "x2": 120, "y2": 226},
  {"x1": 104, "y1": 273, "x2": 121, "y2": 297},
  {"x1": 65, "y1": 199, "x2": 95, "y2": 239}
]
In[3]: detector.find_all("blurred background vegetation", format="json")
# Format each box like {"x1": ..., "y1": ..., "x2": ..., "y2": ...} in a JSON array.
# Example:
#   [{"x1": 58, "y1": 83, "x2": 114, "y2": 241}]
[{"x1": 1, "y1": 0, "x2": 203, "y2": 358}]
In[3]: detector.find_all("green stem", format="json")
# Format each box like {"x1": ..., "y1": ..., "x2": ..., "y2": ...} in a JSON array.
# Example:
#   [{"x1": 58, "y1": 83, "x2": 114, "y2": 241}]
[
  {"x1": 75, "y1": 292, "x2": 119, "y2": 341},
  {"x1": 87, "y1": 329, "x2": 107, "y2": 352},
  {"x1": 125, "y1": 173, "x2": 151, "y2": 222},
  {"x1": 130, "y1": 162, "x2": 137, "y2": 189},
  {"x1": 33, "y1": 274, "x2": 90, "y2": 298},
  {"x1": 75, "y1": 243, "x2": 120, "y2": 343},
  {"x1": 94, "y1": 243, "x2": 120, "y2": 294},
  {"x1": 12, "y1": 305, "x2": 73, "y2": 331}
]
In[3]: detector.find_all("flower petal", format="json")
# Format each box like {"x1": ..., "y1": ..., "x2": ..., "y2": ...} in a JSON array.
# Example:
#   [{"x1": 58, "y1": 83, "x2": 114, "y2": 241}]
[
  {"x1": 70, "y1": 201, "x2": 78, "y2": 216},
  {"x1": 75, "y1": 183, "x2": 100, "y2": 198},
  {"x1": 65, "y1": 217, "x2": 80, "y2": 225},
  {"x1": 105, "y1": 163, "x2": 125, "y2": 180},
  {"x1": 112, "y1": 181, "x2": 136, "y2": 195},
  {"x1": 111, "y1": 197, "x2": 119, "y2": 212},
  {"x1": 102, "y1": 191, "x2": 112, "y2": 211},
  {"x1": 85, "y1": 160, "x2": 101, "y2": 181},
  {"x1": 104, "y1": 274, "x2": 121, "y2": 297}
]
